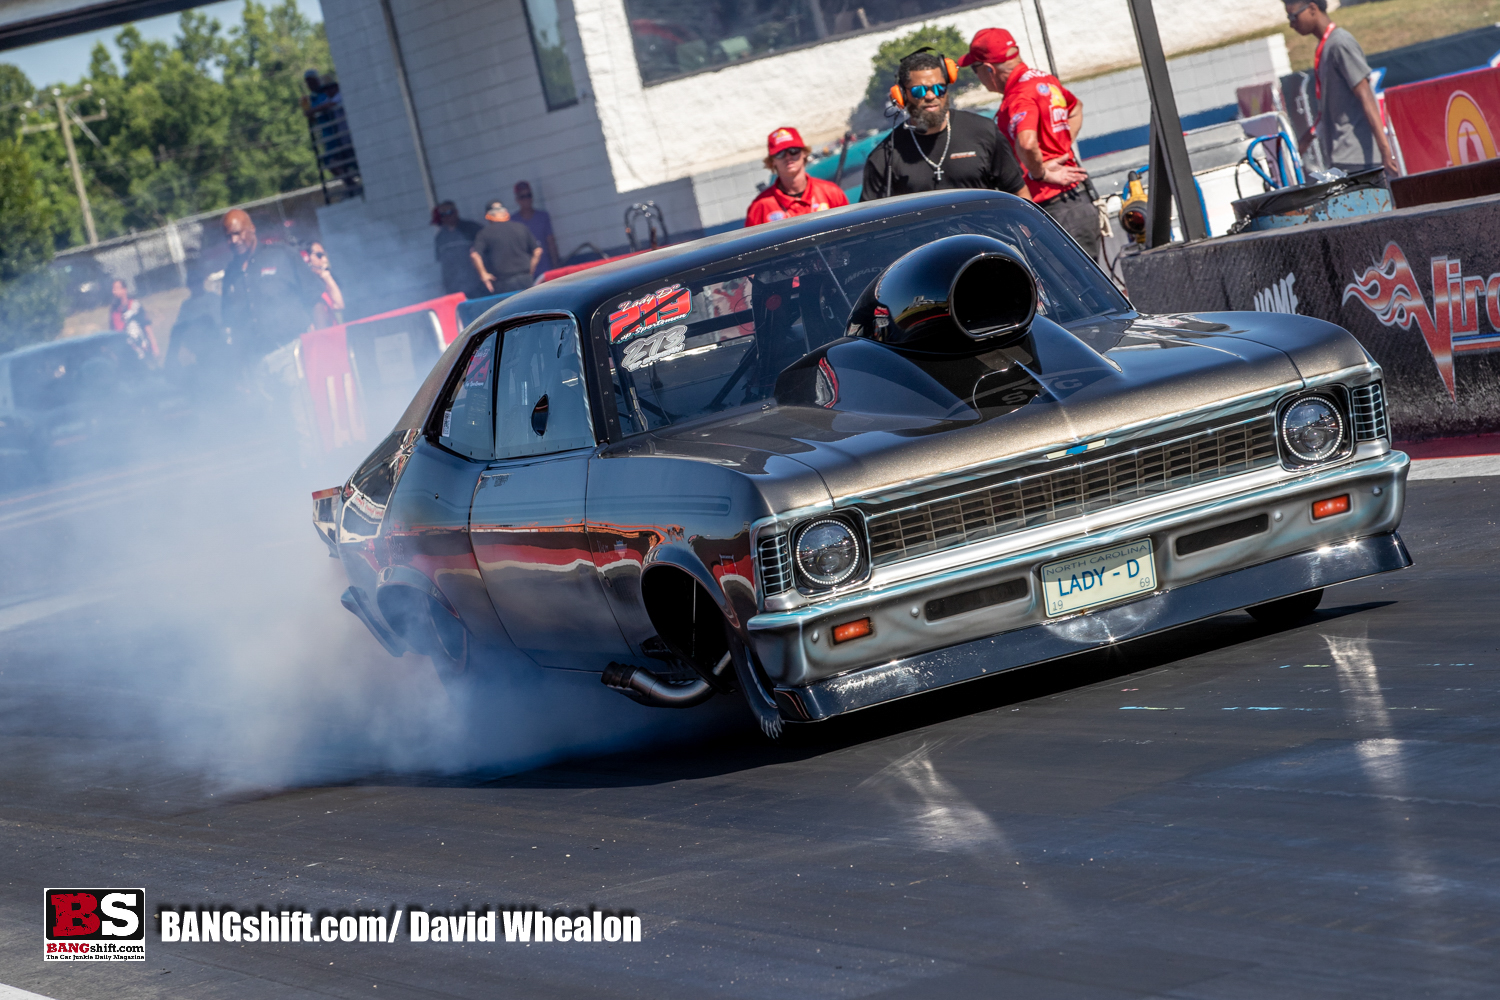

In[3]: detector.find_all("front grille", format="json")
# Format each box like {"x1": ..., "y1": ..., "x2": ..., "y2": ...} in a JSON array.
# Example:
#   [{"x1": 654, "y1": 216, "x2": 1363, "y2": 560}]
[
  {"x1": 1351, "y1": 382, "x2": 1389, "y2": 442},
  {"x1": 758, "y1": 533, "x2": 793, "y2": 595},
  {"x1": 866, "y1": 416, "x2": 1279, "y2": 566}
]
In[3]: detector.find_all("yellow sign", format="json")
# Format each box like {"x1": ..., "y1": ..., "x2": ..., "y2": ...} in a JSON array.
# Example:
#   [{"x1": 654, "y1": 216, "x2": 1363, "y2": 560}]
[{"x1": 1446, "y1": 91, "x2": 1497, "y2": 165}]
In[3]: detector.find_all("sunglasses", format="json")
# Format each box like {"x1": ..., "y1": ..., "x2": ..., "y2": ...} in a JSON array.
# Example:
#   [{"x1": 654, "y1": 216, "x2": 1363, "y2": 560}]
[
  {"x1": 908, "y1": 83, "x2": 948, "y2": 99},
  {"x1": 772, "y1": 148, "x2": 806, "y2": 160},
  {"x1": 310, "y1": 251, "x2": 327, "y2": 259},
  {"x1": 1286, "y1": 3, "x2": 1312, "y2": 20}
]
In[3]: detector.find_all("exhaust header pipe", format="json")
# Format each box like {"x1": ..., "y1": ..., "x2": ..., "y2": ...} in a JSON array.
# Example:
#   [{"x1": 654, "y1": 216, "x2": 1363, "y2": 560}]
[{"x1": 601, "y1": 662, "x2": 713, "y2": 708}]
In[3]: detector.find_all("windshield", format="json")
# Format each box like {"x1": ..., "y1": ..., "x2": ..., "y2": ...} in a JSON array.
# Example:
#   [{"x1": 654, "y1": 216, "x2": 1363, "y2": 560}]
[{"x1": 594, "y1": 201, "x2": 1129, "y2": 436}]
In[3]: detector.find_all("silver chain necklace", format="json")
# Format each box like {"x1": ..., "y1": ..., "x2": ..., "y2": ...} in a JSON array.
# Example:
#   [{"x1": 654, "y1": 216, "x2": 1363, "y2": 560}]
[{"x1": 905, "y1": 112, "x2": 953, "y2": 182}]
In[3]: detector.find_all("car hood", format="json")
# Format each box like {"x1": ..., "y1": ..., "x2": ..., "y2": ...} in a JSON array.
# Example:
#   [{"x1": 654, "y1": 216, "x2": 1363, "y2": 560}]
[{"x1": 639, "y1": 312, "x2": 1331, "y2": 505}]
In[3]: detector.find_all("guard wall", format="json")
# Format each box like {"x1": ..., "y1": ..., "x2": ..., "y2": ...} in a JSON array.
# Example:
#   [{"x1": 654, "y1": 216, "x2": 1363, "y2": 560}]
[{"x1": 1119, "y1": 195, "x2": 1500, "y2": 441}]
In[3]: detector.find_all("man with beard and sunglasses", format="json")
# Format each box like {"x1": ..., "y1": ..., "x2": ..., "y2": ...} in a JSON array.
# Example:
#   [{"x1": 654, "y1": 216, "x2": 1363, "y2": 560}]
[{"x1": 860, "y1": 50, "x2": 1028, "y2": 203}]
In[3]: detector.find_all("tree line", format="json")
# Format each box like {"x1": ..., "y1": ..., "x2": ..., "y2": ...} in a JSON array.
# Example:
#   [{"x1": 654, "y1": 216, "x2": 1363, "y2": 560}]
[{"x1": 0, "y1": 1, "x2": 330, "y2": 352}]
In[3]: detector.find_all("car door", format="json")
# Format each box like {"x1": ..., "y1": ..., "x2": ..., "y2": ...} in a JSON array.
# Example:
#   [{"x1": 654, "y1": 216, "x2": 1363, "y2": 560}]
[{"x1": 468, "y1": 316, "x2": 629, "y2": 670}]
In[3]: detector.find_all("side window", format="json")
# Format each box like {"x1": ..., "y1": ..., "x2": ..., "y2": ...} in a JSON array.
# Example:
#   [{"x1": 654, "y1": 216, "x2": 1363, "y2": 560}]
[
  {"x1": 438, "y1": 332, "x2": 497, "y2": 459},
  {"x1": 495, "y1": 319, "x2": 595, "y2": 460}
]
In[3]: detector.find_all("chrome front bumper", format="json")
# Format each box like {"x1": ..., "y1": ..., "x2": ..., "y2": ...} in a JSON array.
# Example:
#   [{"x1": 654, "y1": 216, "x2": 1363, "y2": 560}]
[
  {"x1": 748, "y1": 450, "x2": 1410, "y2": 711},
  {"x1": 773, "y1": 530, "x2": 1410, "y2": 721}
]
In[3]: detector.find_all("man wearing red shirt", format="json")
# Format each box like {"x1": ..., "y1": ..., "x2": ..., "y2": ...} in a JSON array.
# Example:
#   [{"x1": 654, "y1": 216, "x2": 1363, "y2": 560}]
[
  {"x1": 961, "y1": 28, "x2": 1098, "y2": 260},
  {"x1": 745, "y1": 127, "x2": 849, "y2": 227}
]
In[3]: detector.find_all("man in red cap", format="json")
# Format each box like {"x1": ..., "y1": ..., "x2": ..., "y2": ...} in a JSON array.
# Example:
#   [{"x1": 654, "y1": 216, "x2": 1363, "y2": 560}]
[
  {"x1": 745, "y1": 127, "x2": 849, "y2": 227},
  {"x1": 961, "y1": 28, "x2": 1098, "y2": 260}
]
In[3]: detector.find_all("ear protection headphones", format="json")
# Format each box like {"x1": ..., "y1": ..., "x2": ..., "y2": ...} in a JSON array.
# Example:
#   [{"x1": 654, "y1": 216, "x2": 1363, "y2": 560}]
[{"x1": 889, "y1": 46, "x2": 959, "y2": 108}]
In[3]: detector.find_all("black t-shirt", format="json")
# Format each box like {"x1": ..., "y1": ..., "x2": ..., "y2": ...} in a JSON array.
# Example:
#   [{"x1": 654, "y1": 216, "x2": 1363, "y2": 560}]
[
  {"x1": 220, "y1": 242, "x2": 322, "y2": 353},
  {"x1": 860, "y1": 110, "x2": 1026, "y2": 201},
  {"x1": 435, "y1": 219, "x2": 484, "y2": 295},
  {"x1": 472, "y1": 220, "x2": 540, "y2": 291}
]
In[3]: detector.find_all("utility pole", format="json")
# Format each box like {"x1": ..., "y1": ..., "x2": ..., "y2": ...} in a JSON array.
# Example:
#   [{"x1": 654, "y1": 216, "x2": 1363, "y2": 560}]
[
  {"x1": 21, "y1": 88, "x2": 108, "y2": 246},
  {"x1": 1033, "y1": 0, "x2": 1059, "y2": 78}
]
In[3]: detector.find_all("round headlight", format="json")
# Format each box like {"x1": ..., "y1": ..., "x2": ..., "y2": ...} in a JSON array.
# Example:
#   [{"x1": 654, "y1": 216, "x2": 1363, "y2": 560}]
[
  {"x1": 795, "y1": 518, "x2": 861, "y2": 588},
  {"x1": 1281, "y1": 396, "x2": 1345, "y2": 463}
]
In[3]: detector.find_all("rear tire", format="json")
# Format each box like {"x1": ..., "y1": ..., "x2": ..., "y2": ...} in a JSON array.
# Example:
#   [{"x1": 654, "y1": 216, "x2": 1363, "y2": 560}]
[{"x1": 1247, "y1": 588, "x2": 1324, "y2": 626}]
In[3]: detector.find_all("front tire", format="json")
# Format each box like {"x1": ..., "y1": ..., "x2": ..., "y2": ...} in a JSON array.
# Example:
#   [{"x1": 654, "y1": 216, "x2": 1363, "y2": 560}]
[{"x1": 1247, "y1": 588, "x2": 1324, "y2": 626}]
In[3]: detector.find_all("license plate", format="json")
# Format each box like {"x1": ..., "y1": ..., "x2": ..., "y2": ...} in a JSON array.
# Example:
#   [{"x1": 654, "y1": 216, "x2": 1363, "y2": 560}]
[{"x1": 1040, "y1": 539, "x2": 1156, "y2": 617}]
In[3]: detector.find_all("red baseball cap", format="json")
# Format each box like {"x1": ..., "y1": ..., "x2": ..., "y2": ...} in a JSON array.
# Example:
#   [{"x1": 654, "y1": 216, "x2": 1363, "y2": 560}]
[
  {"x1": 958, "y1": 27, "x2": 1021, "y2": 67},
  {"x1": 766, "y1": 127, "x2": 806, "y2": 158}
]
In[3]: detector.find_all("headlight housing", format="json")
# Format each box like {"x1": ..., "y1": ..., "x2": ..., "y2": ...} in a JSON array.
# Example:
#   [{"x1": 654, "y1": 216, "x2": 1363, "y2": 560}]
[
  {"x1": 794, "y1": 517, "x2": 864, "y2": 589},
  {"x1": 1278, "y1": 391, "x2": 1349, "y2": 467}
]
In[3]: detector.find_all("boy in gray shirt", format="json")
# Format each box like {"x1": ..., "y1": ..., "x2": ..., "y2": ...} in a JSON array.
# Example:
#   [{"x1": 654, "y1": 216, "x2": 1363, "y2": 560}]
[{"x1": 1285, "y1": 0, "x2": 1399, "y2": 176}]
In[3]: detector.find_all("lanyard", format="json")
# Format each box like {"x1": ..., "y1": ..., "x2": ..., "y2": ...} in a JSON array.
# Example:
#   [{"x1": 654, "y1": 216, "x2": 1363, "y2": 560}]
[{"x1": 1313, "y1": 22, "x2": 1336, "y2": 101}]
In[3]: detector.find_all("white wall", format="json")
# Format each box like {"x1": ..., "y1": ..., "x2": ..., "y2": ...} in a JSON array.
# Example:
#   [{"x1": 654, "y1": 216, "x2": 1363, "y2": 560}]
[
  {"x1": 577, "y1": 0, "x2": 1289, "y2": 192},
  {"x1": 319, "y1": 0, "x2": 702, "y2": 312},
  {"x1": 1069, "y1": 34, "x2": 1293, "y2": 142}
]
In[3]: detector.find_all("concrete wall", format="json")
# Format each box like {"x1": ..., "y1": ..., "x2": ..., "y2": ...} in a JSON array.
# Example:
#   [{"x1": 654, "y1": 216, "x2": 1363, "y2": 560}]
[
  {"x1": 580, "y1": 0, "x2": 1289, "y2": 192},
  {"x1": 318, "y1": 0, "x2": 700, "y2": 313},
  {"x1": 1069, "y1": 34, "x2": 1293, "y2": 145}
]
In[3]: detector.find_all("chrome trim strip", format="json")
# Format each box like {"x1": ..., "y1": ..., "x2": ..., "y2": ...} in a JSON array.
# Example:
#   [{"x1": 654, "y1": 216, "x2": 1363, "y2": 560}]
[
  {"x1": 1303, "y1": 363, "x2": 1380, "y2": 389},
  {"x1": 774, "y1": 531, "x2": 1413, "y2": 721},
  {"x1": 748, "y1": 450, "x2": 1409, "y2": 629}
]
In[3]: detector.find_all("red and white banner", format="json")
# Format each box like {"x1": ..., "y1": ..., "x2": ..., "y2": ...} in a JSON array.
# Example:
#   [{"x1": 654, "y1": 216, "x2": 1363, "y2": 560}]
[{"x1": 1386, "y1": 66, "x2": 1500, "y2": 174}]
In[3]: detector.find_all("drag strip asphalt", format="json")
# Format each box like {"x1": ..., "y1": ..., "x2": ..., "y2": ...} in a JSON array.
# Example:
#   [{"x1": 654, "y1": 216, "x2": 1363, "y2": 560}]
[{"x1": 1, "y1": 457, "x2": 1498, "y2": 998}]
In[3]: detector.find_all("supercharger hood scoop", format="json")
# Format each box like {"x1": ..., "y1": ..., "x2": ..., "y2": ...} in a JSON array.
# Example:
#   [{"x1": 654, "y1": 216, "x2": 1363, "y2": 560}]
[{"x1": 845, "y1": 234, "x2": 1039, "y2": 356}]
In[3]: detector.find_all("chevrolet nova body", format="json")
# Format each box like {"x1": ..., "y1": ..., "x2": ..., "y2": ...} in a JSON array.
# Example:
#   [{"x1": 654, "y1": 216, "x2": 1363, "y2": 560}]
[{"x1": 314, "y1": 190, "x2": 1409, "y2": 736}]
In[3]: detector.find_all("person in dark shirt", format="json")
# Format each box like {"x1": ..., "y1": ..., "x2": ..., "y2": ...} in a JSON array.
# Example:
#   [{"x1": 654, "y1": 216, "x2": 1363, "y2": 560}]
[
  {"x1": 512, "y1": 182, "x2": 560, "y2": 273},
  {"x1": 433, "y1": 200, "x2": 485, "y2": 297},
  {"x1": 861, "y1": 50, "x2": 1028, "y2": 202},
  {"x1": 219, "y1": 209, "x2": 322, "y2": 357},
  {"x1": 470, "y1": 200, "x2": 542, "y2": 294}
]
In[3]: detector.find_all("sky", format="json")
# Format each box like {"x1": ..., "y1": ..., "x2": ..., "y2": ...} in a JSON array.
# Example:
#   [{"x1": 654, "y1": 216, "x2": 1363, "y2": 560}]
[{"x1": 2, "y1": 0, "x2": 325, "y2": 88}]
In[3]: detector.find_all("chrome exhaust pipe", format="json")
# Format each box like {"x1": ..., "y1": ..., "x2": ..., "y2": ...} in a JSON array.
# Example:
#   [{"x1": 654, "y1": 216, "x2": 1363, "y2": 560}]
[{"x1": 601, "y1": 661, "x2": 713, "y2": 708}]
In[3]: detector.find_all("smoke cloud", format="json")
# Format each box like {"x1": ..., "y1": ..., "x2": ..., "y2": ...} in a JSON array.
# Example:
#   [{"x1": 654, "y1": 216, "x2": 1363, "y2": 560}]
[{"x1": 0, "y1": 395, "x2": 741, "y2": 806}]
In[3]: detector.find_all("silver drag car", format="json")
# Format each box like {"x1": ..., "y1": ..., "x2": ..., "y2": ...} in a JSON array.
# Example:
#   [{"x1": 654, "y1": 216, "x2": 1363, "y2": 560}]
[{"x1": 313, "y1": 190, "x2": 1409, "y2": 736}]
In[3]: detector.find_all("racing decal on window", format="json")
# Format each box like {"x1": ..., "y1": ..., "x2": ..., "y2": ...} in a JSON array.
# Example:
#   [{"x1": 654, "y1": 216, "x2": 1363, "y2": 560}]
[
  {"x1": 609, "y1": 284, "x2": 692, "y2": 343},
  {"x1": 620, "y1": 325, "x2": 688, "y2": 371}
]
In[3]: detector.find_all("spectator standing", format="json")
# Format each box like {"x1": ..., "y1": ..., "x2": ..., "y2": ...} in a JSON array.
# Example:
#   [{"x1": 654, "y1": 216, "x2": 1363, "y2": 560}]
[
  {"x1": 745, "y1": 127, "x2": 849, "y2": 226},
  {"x1": 861, "y1": 50, "x2": 1028, "y2": 202},
  {"x1": 109, "y1": 279, "x2": 159, "y2": 363},
  {"x1": 306, "y1": 241, "x2": 345, "y2": 328},
  {"x1": 219, "y1": 209, "x2": 322, "y2": 357},
  {"x1": 962, "y1": 28, "x2": 1097, "y2": 260},
  {"x1": 512, "y1": 182, "x2": 561, "y2": 272},
  {"x1": 433, "y1": 200, "x2": 485, "y2": 297},
  {"x1": 470, "y1": 200, "x2": 542, "y2": 294},
  {"x1": 1285, "y1": 0, "x2": 1399, "y2": 176}
]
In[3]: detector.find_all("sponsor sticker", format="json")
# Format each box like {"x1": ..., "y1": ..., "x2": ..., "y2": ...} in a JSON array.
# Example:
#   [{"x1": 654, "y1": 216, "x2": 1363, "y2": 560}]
[
  {"x1": 45, "y1": 888, "x2": 145, "y2": 961},
  {"x1": 609, "y1": 285, "x2": 692, "y2": 343},
  {"x1": 620, "y1": 326, "x2": 687, "y2": 371}
]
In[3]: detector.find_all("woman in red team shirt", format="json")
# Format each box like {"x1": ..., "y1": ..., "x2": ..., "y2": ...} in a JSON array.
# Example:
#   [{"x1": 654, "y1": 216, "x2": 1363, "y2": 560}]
[{"x1": 745, "y1": 127, "x2": 849, "y2": 227}]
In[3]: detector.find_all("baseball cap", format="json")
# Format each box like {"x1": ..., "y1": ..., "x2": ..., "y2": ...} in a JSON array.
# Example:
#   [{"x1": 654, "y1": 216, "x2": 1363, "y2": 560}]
[
  {"x1": 766, "y1": 127, "x2": 806, "y2": 158},
  {"x1": 514, "y1": 181, "x2": 533, "y2": 198},
  {"x1": 958, "y1": 27, "x2": 1021, "y2": 67}
]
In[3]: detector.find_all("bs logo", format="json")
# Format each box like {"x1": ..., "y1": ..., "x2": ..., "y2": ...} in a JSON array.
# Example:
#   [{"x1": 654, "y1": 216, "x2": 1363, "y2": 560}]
[{"x1": 44, "y1": 889, "x2": 144, "y2": 941}]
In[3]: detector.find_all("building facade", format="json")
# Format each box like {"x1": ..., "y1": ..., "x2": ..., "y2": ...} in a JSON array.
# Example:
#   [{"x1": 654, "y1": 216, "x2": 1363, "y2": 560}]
[{"x1": 317, "y1": 0, "x2": 1286, "y2": 312}]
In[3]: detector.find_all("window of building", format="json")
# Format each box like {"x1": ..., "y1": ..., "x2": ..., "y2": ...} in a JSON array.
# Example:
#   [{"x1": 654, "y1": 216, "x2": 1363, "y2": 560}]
[
  {"x1": 524, "y1": 0, "x2": 579, "y2": 110},
  {"x1": 625, "y1": 0, "x2": 977, "y2": 86}
]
